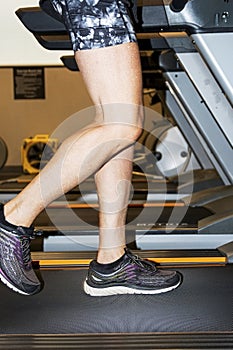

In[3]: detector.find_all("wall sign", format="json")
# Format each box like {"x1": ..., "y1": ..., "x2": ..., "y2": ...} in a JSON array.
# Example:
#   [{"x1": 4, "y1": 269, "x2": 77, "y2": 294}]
[{"x1": 13, "y1": 67, "x2": 45, "y2": 99}]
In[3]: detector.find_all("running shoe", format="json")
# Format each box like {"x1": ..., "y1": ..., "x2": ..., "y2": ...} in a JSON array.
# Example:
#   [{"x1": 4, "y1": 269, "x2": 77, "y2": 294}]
[
  {"x1": 0, "y1": 204, "x2": 42, "y2": 295},
  {"x1": 84, "y1": 248, "x2": 182, "y2": 296}
]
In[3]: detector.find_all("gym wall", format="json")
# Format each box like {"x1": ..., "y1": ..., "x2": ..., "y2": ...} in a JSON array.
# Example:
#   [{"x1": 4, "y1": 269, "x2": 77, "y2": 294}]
[
  {"x1": 0, "y1": 67, "x2": 93, "y2": 165},
  {"x1": 0, "y1": 0, "x2": 72, "y2": 66}
]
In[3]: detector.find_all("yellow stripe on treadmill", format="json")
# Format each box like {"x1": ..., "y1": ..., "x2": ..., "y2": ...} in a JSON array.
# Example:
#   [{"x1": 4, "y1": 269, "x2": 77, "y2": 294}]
[
  {"x1": 39, "y1": 259, "x2": 92, "y2": 266},
  {"x1": 38, "y1": 256, "x2": 226, "y2": 266}
]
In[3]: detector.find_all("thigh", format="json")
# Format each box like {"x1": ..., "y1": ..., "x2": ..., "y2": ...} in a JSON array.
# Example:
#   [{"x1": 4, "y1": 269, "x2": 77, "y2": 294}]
[{"x1": 75, "y1": 42, "x2": 143, "y2": 124}]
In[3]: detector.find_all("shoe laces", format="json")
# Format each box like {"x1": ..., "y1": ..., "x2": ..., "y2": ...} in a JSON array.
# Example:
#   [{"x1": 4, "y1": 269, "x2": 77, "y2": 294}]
[
  {"x1": 125, "y1": 249, "x2": 157, "y2": 272},
  {"x1": 17, "y1": 228, "x2": 42, "y2": 269},
  {"x1": 20, "y1": 235, "x2": 31, "y2": 268}
]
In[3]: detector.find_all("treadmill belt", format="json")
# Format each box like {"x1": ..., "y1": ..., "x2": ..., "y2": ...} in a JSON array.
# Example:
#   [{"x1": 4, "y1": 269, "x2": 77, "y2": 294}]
[{"x1": 0, "y1": 265, "x2": 233, "y2": 334}]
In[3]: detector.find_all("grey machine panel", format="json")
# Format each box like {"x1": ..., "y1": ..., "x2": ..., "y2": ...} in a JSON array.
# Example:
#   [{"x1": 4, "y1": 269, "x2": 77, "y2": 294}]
[{"x1": 192, "y1": 32, "x2": 233, "y2": 107}]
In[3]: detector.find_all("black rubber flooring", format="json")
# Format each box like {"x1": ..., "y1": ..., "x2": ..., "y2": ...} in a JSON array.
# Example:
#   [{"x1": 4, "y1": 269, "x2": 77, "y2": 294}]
[{"x1": 0, "y1": 265, "x2": 233, "y2": 334}]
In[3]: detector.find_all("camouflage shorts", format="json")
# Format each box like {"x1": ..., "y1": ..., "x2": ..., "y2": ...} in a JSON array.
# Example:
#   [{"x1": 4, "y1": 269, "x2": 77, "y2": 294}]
[{"x1": 50, "y1": 0, "x2": 137, "y2": 50}]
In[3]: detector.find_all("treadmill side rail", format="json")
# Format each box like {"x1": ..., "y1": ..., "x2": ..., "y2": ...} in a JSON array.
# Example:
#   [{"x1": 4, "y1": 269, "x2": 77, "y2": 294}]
[{"x1": 218, "y1": 241, "x2": 233, "y2": 264}]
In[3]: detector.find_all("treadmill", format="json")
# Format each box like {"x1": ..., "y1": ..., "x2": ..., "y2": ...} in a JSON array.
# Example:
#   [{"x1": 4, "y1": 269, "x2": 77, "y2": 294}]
[{"x1": 1, "y1": 2, "x2": 233, "y2": 348}]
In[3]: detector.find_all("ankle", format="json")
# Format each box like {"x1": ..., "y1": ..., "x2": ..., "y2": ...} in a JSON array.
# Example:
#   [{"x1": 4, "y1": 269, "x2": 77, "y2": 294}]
[
  {"x1": 3, "y1": 204, "x2": 31, "y2": 228},
  {"x1": 97, "y1": 247, "x2": 126, "y2": 264}
]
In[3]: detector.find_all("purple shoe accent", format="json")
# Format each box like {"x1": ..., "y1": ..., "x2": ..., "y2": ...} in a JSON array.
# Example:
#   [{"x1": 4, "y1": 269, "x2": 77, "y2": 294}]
[{"x1": 0, "y1": 204, "x2": 42, "y2": 295}]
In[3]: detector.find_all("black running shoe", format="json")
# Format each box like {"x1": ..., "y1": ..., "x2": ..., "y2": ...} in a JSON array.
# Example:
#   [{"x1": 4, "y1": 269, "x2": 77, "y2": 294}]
[
  {"x1": 0, "y1": 204, "x2": 41, "y2": 295},
  {"x1": 84, "y1": 248, "x2": 182, "y2": 296}
]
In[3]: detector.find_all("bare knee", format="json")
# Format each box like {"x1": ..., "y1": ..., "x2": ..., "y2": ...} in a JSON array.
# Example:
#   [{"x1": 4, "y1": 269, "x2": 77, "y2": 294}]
[
  {"x1": 100, "y1": 124, "x2": 142, "y2": 156},
  {"x1": 100, "y1": 103, "x2": 144, "y2": 141},
  {"x1": 126, "y1": 123, "x2": 143, "y2": 142}
]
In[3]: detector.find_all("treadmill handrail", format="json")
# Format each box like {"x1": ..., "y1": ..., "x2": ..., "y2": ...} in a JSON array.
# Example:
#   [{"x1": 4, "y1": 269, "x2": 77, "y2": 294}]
[
  {"x1": 16, "y1": 0, "x2": 233, "y2": 39},
  {"x1": 141, "y1": 0, "x2": 233, "y2": 33}
]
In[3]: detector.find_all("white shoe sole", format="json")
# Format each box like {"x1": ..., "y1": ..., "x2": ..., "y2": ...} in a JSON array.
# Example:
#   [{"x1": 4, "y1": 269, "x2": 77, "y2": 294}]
[
  {"x1": 83, "y1": 279, "x2": 181, "y2": 296},
  {"x1": 0, "y1": 271, "x2": 30, "y2": 296}
]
